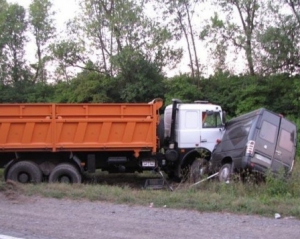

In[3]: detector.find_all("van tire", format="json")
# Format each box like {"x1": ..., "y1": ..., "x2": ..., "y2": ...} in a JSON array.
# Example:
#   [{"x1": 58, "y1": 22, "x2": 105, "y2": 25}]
[
  {"x1": 218, "y1": 163, "x2": 232, "y2": 182},
  {"x1": 6, "y1": 161, "x2": 42, "y2": 183},
  {"x1": 49, "y1": 163, "x2": 82, "y2": 184}
]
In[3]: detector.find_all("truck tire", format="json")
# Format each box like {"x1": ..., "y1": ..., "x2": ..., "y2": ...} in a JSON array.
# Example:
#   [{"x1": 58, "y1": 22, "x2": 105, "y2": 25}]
[
  {"x1": 49, "y1": 163, "x2": 82, "y2": 184},
  {"x1": 189, "y1": 158, "x2": 208, "y2": 183},
  {"x1": 218, "y1": 163, "x2": 232, "y2": 182},
  {"x1": 6, "y1": 161, "x2": 42, "y2": 183}
]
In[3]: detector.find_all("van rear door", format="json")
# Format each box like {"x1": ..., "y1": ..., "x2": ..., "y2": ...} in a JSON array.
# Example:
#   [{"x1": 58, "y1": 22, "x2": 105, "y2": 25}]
[
  {"x1": 253, "y1": 111, "x2": 280, "y2": 169},
  {"x1": 272, "y1": 118, "x2": 297, "y2": 173}
]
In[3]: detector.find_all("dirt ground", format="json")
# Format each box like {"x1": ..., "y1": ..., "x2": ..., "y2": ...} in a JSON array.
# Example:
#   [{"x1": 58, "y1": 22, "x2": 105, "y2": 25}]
[{"x1": 0, "y1": 192, "x2": 300, "y2": 239}]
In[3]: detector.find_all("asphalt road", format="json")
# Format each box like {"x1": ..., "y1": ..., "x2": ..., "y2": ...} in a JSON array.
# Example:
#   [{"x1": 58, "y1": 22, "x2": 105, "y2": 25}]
[{"x1": 0, "y1": 193, "x2": 300, "y2": 239}]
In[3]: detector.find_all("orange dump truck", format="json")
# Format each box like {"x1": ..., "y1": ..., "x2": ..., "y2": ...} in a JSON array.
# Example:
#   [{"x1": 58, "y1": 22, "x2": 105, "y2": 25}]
[{"x1": 1, "y1": 99, "x2": 225, "y2": 183}]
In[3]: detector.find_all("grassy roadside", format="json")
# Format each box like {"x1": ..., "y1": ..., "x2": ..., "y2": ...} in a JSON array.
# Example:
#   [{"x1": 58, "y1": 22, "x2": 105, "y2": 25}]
[{"x1": 0, "y1": 162, "x2": 300, "y2": 219}]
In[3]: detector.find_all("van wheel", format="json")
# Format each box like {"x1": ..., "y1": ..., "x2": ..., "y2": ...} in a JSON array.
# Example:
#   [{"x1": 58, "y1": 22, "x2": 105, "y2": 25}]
[
  {"x1": 189, "y1": 158, "x2": 208, "y2": 183},
  {"x1": 6, "y1": 161, "x2": 42, "y2": 183},
  {"x1": 49, "y1": 163, "x2": 82, "y2": 184},
  {"x1": 218, "y1": 163, "x2": 232, "y2": 182}
]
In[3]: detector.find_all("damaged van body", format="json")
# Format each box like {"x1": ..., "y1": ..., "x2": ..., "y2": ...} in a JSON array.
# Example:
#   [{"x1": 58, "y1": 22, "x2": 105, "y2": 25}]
[{"x1": 209, "y1": 108, "x2": 297, "y2": 181}]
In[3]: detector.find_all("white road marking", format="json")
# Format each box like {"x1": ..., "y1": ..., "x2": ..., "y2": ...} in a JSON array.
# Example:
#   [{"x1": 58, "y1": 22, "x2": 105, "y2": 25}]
[{"x1": 0, "y1": 235, "x2": 24, "y2": 239}]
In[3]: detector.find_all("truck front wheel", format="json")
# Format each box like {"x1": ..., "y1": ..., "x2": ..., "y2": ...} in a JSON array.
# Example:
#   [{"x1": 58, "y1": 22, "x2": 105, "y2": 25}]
[
  {"x1": 189, "y1": 158, "x2": 208, "y2": 183},
  {"x1": 49, "y1": 163, "x2": 82, "y2": 184},
  {"x1": 6, "y1": 161, "x2": 42, "y2": 183}
]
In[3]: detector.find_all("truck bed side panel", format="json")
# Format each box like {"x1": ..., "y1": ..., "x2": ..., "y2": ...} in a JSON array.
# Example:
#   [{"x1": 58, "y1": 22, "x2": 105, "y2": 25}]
[{"x1": 0, "y1": 101, "x2": 162, "y2": 154}]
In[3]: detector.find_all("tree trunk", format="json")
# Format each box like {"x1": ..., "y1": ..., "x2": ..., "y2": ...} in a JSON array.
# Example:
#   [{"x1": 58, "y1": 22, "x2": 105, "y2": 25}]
[
  {"x1": 184, "y1": 1, "x2": 201, "y2": 85},
  {"x1": 177, "y1": 10, "x2": 195, "y2": 78}
]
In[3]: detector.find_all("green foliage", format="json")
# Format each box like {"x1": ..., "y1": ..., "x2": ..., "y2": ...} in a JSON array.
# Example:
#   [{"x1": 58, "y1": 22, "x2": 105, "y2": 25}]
[
  {"x1": 75, "y1": 0, "x2": 182, "y2": 76},
  {"x1": 53, "y1": 71, "x2": 118, "y2": 103},
  {"x1": 257, "y1": 1, "x2": 300, "y2": 74},
  {"x1": 164, "y1": 74, "x2": 199, "y2": 105},
  {"x1": 0, "y1": 2, "x2": 27, "y2": 84},
  {"x1": 111, "y1": 48, "x2": 165, "y2": 102},
  {"x1": 29, "y1": 0, "x2": 56, "y2": 83}
]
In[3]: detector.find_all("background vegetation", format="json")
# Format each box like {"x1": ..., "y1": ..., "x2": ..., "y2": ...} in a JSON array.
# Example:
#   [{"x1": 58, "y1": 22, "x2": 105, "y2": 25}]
[{"x1": 1, "y1": 0, "x2": 299, "y2": 110}]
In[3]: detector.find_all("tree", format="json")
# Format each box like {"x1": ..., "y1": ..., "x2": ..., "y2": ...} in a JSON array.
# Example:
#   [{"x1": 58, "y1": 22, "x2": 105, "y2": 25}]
[
  {"x1": 204, "y1": 0, "x2": 264, "y2": 75},
  {"x1": 285, "y1": 0, "x2": 300, "y2": 26},
  {"x1": 64, "y1": 0, "x2": 182, "y2": 77},
  {"x1": 0, "y1": 3, "x2": 28, "y2": 85},
  {"x1": 157, "y1": 0, "x2": 202, "y2": 84},
  {"x1": 0, "y1": 0, "x2": 9, "y2": 84},
  {"x1": 29, "y1": 0, "x2": 56, "y2": 83},
  {"x1": 257, "y1": 0, "x2": 300, "y2": 74},
  {"x1": 52, "y1": 61, "x2": 120, "y2": 103},
  {"x1": 50, "y1": 39, "x2": 89, "y2": 81},
  {"x1": 111, "y1": 47, "x2": 166, "y2": 102},
  {"x1": 164, "y1": 74, "x2": 199, "y2": 105}
]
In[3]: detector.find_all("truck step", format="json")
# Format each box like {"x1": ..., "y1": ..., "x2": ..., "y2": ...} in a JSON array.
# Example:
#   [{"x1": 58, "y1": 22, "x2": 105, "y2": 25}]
[{"x1": 144, "y1": 178, "x2": 165, "y2": 190}]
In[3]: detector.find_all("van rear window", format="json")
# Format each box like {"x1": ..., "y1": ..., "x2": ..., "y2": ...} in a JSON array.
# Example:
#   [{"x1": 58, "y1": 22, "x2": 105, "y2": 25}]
[
  {"x1": 279, "y1": 129, "x2": 294, "y2": 152},
  {"x1": 259, "y1": 121, "x2": 277, "y2": 143}
]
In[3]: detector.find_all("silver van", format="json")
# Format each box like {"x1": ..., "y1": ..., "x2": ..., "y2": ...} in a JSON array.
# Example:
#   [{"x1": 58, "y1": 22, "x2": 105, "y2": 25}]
[{"x1": 209, "y1": 108, "x2": 297, "y2": 181}]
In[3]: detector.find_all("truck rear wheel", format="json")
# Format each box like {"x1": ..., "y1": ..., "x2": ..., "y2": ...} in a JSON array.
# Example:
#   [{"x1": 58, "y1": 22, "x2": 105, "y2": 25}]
[
  {"x1": 49, "y1": 163, "x2": 82, "y2": 183},
  {"x1": 6, "y1": 161, "x2": 42, "y2": 183}
]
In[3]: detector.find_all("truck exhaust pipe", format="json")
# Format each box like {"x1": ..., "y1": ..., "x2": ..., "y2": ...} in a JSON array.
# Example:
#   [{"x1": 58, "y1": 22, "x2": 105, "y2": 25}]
[{"x1": 169, "y1": 99, "x2": 181, "y2": 145}]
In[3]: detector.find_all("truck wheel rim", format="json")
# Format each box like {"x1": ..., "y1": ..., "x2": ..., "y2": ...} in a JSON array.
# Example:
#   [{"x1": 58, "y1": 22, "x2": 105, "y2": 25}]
[
  {"x1": 18, "y1": 173, "x2": 29, "y2": 183},
  {"x1": 60, "y1": 176, "x2": 71, "y2": 183}
]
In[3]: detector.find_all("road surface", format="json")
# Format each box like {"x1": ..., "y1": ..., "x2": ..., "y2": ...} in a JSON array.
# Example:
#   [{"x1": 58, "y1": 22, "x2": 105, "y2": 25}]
[{"x1": 0, "y1": 193, "x2": 299, "y2": 239}]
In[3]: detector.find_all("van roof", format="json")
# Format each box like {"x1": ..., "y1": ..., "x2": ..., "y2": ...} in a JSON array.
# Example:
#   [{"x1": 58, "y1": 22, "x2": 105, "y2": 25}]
[
  {"x1": 227, "y1": 108, "x2": 265, "y2": 124},
  {"x1": 228, "y1": 108, "x2": 296, "y2": 127}
]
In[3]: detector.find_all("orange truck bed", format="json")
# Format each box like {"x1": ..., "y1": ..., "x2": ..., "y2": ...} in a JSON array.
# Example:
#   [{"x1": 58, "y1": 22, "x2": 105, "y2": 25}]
[{"x1": 0, "y1": 99, "x2": 163, "y2": 156}]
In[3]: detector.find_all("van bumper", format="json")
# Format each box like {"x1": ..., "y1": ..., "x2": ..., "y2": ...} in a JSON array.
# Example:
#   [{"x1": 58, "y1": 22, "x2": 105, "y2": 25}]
[
  {"x1": 242, "y1": 155, "x2": 268, "y2": 173},
  {"x1": 241, "y1": 156, "x2": 251, "y2": 169}
]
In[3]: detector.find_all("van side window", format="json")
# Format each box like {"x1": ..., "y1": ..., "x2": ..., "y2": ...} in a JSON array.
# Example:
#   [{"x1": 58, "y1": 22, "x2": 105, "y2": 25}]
[
  {"x1": 279, "y1": 129, "x2": 293, "y2": 152},
  {"x1": 224, "y1": 118, "x2": 252, "y2": 141},
  {"x1": 259, "y1": 121, "x2": 277, "y2": 143},
  {"x1": 202, "y1": 112, "x2": 222, "y2": 128}
]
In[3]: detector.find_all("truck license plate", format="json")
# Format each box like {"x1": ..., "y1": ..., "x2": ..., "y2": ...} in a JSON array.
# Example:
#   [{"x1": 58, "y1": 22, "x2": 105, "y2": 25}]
[{"x1": 142, "y1": 161, "x2": 156, "y2": 167}]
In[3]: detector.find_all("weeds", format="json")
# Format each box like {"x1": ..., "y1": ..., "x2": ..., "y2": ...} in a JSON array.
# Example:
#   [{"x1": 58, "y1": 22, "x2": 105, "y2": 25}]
[{"x1": 1, "y1": 162, "x2": 300, "y2": 219}]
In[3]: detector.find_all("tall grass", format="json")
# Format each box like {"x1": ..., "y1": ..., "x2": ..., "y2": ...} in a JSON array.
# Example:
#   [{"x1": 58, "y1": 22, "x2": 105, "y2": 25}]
[{"x1": 1, "y1": 162, "x2": 300, "y2": 219}]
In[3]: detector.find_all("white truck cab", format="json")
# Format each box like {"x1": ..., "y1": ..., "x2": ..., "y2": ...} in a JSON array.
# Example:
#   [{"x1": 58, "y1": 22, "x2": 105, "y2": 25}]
[
  {"x1": 164, "y1": 100, "x2": 224, "y2": 152},
  {"x1": 162, "y1": 99, "x2": 225, "y2": 180}
]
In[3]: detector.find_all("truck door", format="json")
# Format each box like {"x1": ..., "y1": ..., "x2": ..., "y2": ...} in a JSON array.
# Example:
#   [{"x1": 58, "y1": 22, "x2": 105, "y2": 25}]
[
  {"x1": 200, "y1": 111, "x2": 224, "y2": 152},
  {"x1": 177, "y1": 110, "x2": 201, "y2": 149},
  {"x1": 272, "y1": 118, "x2": 296, "y2": 173},
  {"x1": 177, "y1": 110, "x2": 223, "y2": 152},
  {"x1": 254, "y1": 111, "x2": 280, "y2": 168}
]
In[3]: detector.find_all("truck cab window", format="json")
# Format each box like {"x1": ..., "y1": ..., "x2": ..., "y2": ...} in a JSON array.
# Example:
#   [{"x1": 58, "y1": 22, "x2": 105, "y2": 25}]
[{"x1": 203, "y1": 112, "x2": 222, "y2": 128}]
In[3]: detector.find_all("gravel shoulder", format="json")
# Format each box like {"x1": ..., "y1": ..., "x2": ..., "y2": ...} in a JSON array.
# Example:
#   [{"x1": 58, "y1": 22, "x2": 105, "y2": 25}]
[{"x1": 0, "y1": 192, "x2": 299, "y2": 239}]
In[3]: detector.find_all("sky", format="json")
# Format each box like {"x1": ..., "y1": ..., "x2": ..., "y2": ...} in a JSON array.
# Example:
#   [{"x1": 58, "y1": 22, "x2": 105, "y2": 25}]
[{"x1": 8, "y1": 0, "x2": 78, "y2": 25}]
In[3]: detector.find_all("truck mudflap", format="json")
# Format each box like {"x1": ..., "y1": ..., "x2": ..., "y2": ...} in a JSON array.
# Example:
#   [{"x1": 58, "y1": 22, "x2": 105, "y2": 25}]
[{"x1": 70, "y1": 153, "x2": 84, "y2": 173}]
